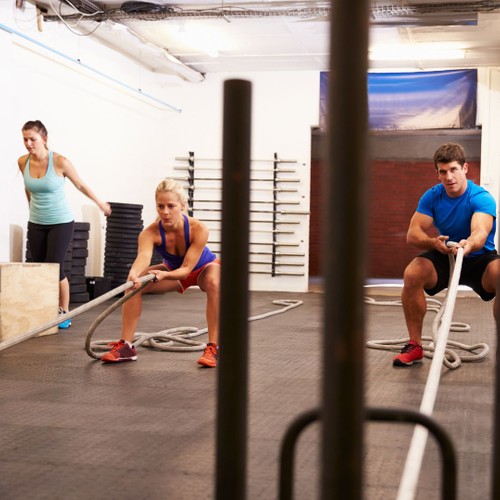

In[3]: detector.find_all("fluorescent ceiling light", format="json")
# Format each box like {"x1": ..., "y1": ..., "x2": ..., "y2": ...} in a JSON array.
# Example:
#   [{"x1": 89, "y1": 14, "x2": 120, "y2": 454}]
[{"x1": 370, "y1": 44, "x2": 465, "y2": 61}]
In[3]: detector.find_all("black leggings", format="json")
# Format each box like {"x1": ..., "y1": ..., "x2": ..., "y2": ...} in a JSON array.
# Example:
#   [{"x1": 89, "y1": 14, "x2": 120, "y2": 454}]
[{"x1": 27, "y1": 221, "x2": 74, "y2": 281}]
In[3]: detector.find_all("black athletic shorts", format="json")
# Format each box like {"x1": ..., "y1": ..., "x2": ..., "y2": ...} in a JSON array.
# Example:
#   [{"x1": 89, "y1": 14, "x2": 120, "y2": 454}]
[{"x1": 420, "y1": 249, "x2": 500, "y2": 301}]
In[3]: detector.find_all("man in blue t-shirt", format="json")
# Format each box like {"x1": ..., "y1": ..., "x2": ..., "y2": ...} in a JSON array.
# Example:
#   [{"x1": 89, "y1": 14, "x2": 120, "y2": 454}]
[{"x1": 393, "y1": 142, "x2": 500, "y2": 367}]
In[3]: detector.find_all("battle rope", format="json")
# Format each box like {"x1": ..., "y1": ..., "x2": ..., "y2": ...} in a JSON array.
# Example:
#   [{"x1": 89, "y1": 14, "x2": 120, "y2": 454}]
[
  {"x1": 395, "y1": 246, "x2": 466, "y2": 500},
  {"x1": 365, "y1": 248, "x2": 489, "y2": 370},
  {"x1": 0, "y1": 273, "x2": 157, "y2": 353},
  {"x1": 85, "y1": 298, "x2": 303, "y2": 360}
]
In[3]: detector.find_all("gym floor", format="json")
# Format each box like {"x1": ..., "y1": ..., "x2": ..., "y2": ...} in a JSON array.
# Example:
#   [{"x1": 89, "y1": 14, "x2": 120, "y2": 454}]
[{"x1": 0, "y1": 285, "x2": 496, "y2": 499}]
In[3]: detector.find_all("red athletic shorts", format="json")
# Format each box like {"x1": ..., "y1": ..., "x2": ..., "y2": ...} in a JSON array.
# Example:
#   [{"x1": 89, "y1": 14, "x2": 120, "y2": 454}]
[{"x1": 171, "y1": 259, "x2": 221, "y2": 294}]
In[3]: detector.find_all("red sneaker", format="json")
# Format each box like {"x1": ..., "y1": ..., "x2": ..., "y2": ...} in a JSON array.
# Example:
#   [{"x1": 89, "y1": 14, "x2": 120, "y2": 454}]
[
  {"x1": 197, "y1": 343, "x2": 218, "y2": 367},
  {"x1": 393, "y1": 341, "x2": 423, "y2": 367},
  {"x1": 101, "y1": 340, "x2": 137, "y2": 363}
]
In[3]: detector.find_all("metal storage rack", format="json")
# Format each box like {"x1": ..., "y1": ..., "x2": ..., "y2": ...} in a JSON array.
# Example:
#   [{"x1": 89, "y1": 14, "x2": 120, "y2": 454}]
[{"x1": 173, "y1": 151, "x2": 310, "y2": 277}]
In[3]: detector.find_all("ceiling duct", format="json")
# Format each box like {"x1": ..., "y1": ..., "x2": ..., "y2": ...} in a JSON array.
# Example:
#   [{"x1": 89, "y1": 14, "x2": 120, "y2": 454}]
[
  {"x1": 43, "y1": 3, "x2": 332, "y2": 22},
  {"x1": 41, "y1": 0, "x2": 500, "y2": 23}
]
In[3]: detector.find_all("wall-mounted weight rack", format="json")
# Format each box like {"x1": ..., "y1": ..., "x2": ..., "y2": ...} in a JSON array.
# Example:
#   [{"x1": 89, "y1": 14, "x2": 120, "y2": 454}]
[{"x1": 173, "y1": 152, "x2": 310, "y2": 278}]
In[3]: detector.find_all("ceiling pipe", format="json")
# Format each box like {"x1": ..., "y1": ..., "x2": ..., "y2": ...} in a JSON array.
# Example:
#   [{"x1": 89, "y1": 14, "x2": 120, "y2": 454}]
[
  {"x1": 24, "y1": 0, "x2": 206, "y2": 82},
  {"x1": 99, "y1": 20, "x2": 206, "y2": 82}
]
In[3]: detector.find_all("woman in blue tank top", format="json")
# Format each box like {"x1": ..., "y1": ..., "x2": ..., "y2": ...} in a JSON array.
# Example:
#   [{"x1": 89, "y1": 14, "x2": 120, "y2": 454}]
[
  {"x1": 101, "y1": 178, "x2": 221, "y2": 368},
  {"x1": 19, "y1": 120, "x2": 111, "y2": 329}
]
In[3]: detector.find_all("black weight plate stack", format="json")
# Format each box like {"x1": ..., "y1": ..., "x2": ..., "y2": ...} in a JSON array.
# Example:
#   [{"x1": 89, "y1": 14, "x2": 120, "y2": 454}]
[
  {"x1": 70, "y1": 222, "x2": 90, "y2": 304},
  {"x1": 104, "y1": 202, "x2": 144, "y2": 289}
]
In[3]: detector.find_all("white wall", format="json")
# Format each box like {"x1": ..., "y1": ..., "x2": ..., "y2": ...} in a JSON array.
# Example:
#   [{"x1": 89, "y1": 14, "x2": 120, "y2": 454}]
[
  {"x1": 163, "y1": 72, "x2": 317, "y2": 291},
  {"x1": 478, "y1": 70, "x2": 500, "y2": 200},
  {"x1": 1, "y1": 4, "x2": 318, "y2": 292},
  {"x1": 5, "y1": 5, "x2": 499, "y2": 294},
  {"x1": 1, "y1": 4, "x2": 171, "y2": 264}
]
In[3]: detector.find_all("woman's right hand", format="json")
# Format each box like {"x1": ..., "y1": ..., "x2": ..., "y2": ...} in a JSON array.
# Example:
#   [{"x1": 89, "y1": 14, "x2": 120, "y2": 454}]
[
  {"x1": 101, "y1": 202, "x2": 112, "y2": 217},
  {"x1": 127, "y1": 271, "x2": 141, "y2": 289}
]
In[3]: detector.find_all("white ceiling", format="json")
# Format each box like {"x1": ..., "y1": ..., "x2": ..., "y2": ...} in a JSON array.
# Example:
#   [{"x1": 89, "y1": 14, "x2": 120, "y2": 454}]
[{"x1": 29, "y1": 0, "x2": 500, "y2": 82}]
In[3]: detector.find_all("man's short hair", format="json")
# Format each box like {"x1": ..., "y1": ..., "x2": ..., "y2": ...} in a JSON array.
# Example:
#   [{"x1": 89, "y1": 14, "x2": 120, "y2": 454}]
[{"x1": 433, "y1": 143, "x2": 466, "y2": 169}]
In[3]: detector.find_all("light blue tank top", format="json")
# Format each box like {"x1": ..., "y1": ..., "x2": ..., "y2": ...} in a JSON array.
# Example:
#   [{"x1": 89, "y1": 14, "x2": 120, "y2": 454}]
[{"x1": 23, "y1": 151, "x2": 74, "y2": 225}]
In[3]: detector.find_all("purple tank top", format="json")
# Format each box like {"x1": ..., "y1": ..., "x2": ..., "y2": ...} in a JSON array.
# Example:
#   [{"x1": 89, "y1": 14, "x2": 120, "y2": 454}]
[{"x1": 154, "y1": 214, "x2": 216, "y2": 271}]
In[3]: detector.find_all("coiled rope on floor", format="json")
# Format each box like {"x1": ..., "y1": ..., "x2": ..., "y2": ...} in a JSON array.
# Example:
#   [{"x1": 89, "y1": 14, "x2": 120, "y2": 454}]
[
  {"x1": 0, "y1": 270, "x2": 303, "y2": 358},
  {"x1": 85, "y1": 297, "x2": 303, "y2": 359},
  {"x1": 365, "y1": 248, "x2": 489, "y2": 370}
]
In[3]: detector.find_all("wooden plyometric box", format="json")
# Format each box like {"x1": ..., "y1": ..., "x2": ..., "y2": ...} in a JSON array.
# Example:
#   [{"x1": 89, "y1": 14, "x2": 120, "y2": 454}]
[{"x1": 0, "y1": 263, "x2": 59, "y2": 342}]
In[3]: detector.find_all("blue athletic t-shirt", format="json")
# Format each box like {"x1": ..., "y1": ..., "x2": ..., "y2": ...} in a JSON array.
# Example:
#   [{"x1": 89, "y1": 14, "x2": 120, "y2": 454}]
[{"x1": 416, "y1": 180, "x2": 497, "y2": 257}]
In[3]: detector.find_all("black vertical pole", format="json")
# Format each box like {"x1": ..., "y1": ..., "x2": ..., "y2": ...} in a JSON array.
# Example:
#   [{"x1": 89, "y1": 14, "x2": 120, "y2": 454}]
[
  {"x1": 216, "y1": 79, "x2": 252, "y2": 500},
  {"x1": 321, "y1": 0, "x2": 370, "y2": 498}
]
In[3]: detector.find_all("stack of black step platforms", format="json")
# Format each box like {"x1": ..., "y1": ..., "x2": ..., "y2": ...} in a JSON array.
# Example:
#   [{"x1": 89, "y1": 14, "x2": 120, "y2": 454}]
[
  {"x1": 104, "y1": 202, "x2": 144, "y2": 290},
  {"x1": 70, "y1": 222, "x2": 90, "y2": 304}
]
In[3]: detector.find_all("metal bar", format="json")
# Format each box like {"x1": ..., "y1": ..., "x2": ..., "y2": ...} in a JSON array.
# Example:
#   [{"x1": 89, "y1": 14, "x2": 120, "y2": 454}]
[
  {"x1": 174, "y1": 174, "x2": 298, "y2": 186},
  {"x1": 173, "y1": 165, "x2": 297, "y2": 174},
  {"x1": 175, "y1": 156, "x2": 297, "y2": 163},
  {"x1": 249, "y1": 261, "x2": 304, "y2": 267},
  {"x1": 367, "y1": 407, "x2": 456, "y2": 500},
  {"x1": 172, "y1": 176, "x2": 300, "y2": 182},
  {"x1": 174, "y1": 165, "x2": 297, "y2": 173},
  {"x1": 279, "y1": 408, "x2": 321, "y2": 500},
  {"x1": 208, "y1": 241, "x2": 300, "y2": 247},
  {"x1": 216, "y1": 79, "x2": 252, "y2": 500},
  {"x1": 179, "y1": 184, "x2": 298, "y2": 193},
  {"x1": 201, "y1": 247, "x2": 303, "y2": 257},
  {"x1": 278, "y1": 405, "x2": 456, "y2": 500},
  {"x1": 188, "y1": 199, "x2": 302, "y2": 205},
  {"x1": 199, "y1": 217, "x2": 301, "y2": 225},
  {"x1": 250, "y1": 271, "x2": 305, "y2": 276},
  {"x1": 205, "y1": 227, "x2": 295, "y2": 235},
  {"x1": 193, "y1": 208, "x2": 309, "y2": 215},
  {"x1": 250, "y1": 251, "x2": 305, "y2": 257},
  {"x1": 321, "y1": 0, "x2": 370, "y2": 498},
  {"x1": 249, "y1": 229, "x2": 295, "y2": 234}
]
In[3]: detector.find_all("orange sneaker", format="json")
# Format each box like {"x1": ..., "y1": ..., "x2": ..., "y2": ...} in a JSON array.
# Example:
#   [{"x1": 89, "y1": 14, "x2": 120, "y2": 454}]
[
  {"x1": 101, "y1": 339, "x2": 137, "y2": 363},
  {"x1": 197, "y1": 343, "x2": 218, "y2": 367}
]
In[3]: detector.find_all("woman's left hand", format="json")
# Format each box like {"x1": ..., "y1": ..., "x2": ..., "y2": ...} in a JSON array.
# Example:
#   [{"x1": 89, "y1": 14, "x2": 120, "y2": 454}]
[{"x1": 149, "y1": 269, "x2": 168, "y2": 281}]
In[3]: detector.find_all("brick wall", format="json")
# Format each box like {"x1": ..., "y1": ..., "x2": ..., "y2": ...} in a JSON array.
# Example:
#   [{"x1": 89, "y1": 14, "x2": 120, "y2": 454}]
[
  {"x1": 367, "y1": 159, "x2": 480, "y2": 278},
  {"x1": 309, "y1": 131, "x2": 481, "y2": 279}
]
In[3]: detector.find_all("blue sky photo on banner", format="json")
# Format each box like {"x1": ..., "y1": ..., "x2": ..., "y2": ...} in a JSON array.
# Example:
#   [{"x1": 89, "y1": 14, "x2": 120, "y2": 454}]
[{"x1": 319, "y1": 69, "x2": 477, "y2": 131}]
